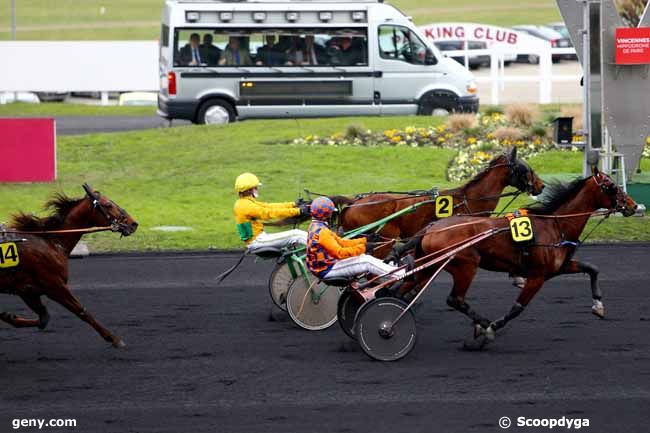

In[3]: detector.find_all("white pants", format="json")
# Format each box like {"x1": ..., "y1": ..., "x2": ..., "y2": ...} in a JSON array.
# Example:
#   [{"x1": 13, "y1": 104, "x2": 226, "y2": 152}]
[
  {"x1": 324, "y1": 254, "x2": 405, "y2": 280},
  {"x1": 247, "y1": 230, "x2": 307, "y2": 252}
]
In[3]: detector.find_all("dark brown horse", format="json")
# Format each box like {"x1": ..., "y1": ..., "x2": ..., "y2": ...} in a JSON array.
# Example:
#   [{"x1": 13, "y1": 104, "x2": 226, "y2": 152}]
[
  {"x1": 0, "y1": 184, "x2": 138, "y2": 348},
  {"x1": 413, "y1": 167, "x2": 637, "y2": 348},
  {"x1": 339, "y1": 148, "x2": 545, "y2": 257}
]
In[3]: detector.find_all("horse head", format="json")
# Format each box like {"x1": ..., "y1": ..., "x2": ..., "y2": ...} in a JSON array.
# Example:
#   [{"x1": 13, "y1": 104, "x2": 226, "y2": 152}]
[
  {"x1": 504, "y1": 147, "x2": 545, "y2": 196},
  {"x1": 82, "y1": 183, "x2": 139, "y2": 236},
  {"x1": 590, "y1": 167, "x2": 637, "y2": 217}
]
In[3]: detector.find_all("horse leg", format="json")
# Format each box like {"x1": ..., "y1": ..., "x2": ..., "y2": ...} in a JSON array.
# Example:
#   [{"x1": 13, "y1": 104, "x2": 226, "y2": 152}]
[
  {"x1": 0, "y1": 295, "x2": 50, "y2": 329},
  {"x1": 560, "y1": 260, "x2": 604, "y2": 318},
  {"x1": 486, "y1": 277, "x2": 545, "y2": 338},
  {"x1": 444, "y1": 260, "x2": 491, "y2": 329},
  {"x1": 47, "y1": 286, "x2": 125, "y2": 348}
]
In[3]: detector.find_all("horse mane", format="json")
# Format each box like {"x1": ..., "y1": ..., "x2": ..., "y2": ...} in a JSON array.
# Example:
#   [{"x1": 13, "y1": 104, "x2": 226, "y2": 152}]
[
  {"x1": 448, "y1": 153, "x2": 508, "y2": 187},
  {"x1": 11, "y1": 193, "x2": 85, "y2": 231},
  {"x1": 524, "y1": 177, "x2": 587, "y2": 215}
]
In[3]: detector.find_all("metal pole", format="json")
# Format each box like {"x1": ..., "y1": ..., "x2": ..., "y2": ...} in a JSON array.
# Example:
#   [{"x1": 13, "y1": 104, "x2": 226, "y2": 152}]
[
  {"x1": 11, "y1": 0, "x2": 17, "y2": 40},
  {"x1": 582, "y1": 0, "x2": 592, "y2": 176}
]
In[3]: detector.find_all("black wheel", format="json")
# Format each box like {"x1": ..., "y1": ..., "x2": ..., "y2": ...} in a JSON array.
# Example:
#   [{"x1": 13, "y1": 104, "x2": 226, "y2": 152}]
[
  {"x1": 527, "y1": 54, "x2": 539, "y2": 64},
  {"x1": 417, "y1": 90, "x2": 458, "y2": 116},
  {"x1": 355, "y1": 298, "x2": 417, "y2": 362},
  {"x1": 268, "y1": 261, "x2": 292, "y2": 312},
  {"x1": 197, "y1": 99, "x2": 235, "y2": 125},
  {"x1": 337, "y1": 290, "x2": 364, "y2": 340}
]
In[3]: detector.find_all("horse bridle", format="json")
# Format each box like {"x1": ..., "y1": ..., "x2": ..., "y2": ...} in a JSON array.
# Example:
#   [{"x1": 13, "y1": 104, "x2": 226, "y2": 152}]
[
  {"x1": 508, "y1": 160, "x2": 538, "y2": 195},
  {"x1": 82, "y1": 183, "x2": 130, "y2": 233},
  {"x1": 592, "y1": 173, "x2": 629, "y2": 212}
]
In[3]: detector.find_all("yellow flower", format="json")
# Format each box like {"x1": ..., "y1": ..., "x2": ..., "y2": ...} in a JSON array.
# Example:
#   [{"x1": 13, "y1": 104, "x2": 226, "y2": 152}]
[
  {"x1": 437, "y1": 137, "x2": 445, "y2": 143},
  {"x1": 486, "y1": 132, "x2": 494, "y2": 139},
  {"x1": 306, "y1": 134, "x2": 313, "y2": 141},
  {"x1": 405, "y1": 126, "x2": 416, "y2": 134},
  {"x1": 503, "y1": 139, "x2": 512, "y2": 146},
  {"x1": 391, "y1": 135, "x2": 401, "y2": 143},
  {"x1": 646, "y1": 136, "x2": 650, "y2": 145},
  {"x1": 437, "y1": 125, "x2": 446, "y2": 133},
  {"x1": 445, "y1": 133, "x2": 453, "y2": 139},
  {"x1": 467, "y1": 137, "x2": 477, "y2": 145}
]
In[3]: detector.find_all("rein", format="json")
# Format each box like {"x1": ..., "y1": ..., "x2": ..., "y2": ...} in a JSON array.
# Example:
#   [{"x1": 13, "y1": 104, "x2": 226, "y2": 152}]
[{"x1": 1, "y1": 226, "x2": 115, "y2": 235}]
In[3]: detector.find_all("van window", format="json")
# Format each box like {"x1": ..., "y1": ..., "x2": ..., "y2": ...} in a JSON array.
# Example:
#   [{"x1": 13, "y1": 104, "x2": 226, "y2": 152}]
[
  {"x1": 173, "y1": 28, "x2": 368, "y2": 67},
  {"x1": 378, "y1": 25, "x2": 427, "y2": 65},
  {"x1": 161, "y1": 24, "x2": 169, "y2": 47}
]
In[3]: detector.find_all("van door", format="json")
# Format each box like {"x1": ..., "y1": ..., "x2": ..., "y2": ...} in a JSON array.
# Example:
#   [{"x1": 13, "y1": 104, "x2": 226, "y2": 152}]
[{"x1": 374, "y1": 24, "x2": 444, "y2": 115}]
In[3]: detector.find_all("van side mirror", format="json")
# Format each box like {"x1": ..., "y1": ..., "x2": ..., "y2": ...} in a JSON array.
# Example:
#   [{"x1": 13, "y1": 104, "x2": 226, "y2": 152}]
[{"x1": 425, "y1": 48, "x2": 437, "y2": 65}]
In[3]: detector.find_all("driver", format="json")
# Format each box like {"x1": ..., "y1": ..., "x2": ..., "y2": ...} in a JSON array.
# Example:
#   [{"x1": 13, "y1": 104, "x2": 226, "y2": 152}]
[
  {"x1": 233, "y1": 172, "x2": 310, "y2": 252},
  {"x1": 305, "y1": 197, "x2": 405, "y2": 280}
]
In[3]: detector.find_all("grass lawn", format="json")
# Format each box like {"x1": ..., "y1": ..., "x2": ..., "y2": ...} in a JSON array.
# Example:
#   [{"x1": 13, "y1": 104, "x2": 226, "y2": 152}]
[
  {"x1": 0, "y1": 116, "x2": 647, "y2": 252},
  {"x1": 0, "y1": 0, "x2": 561, "y2": 40},
  {"x1": 0, "y1": 102, "x2": 156, "y2": 117}
]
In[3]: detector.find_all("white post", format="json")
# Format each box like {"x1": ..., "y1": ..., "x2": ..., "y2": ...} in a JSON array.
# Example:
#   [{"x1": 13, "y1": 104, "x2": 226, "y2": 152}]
[
  {"x1": 538, "y1": 45, "x2": 552, "y2": 104},
  {"x1": 100, "y1": 91, "x2": 109, "y2": 106},
  {"x1": 490, "y1": 50, "x2": 499, "y2": 105}
]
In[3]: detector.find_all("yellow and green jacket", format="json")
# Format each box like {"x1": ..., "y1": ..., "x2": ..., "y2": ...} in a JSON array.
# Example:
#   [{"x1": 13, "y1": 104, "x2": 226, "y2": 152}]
[{"x1": 233, "y1": 197, "x2": 300, "y2": 244}]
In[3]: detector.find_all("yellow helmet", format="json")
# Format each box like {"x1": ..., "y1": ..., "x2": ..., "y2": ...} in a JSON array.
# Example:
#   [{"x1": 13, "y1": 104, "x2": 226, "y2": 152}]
[{"x1": 234, "y1": 172, "x2": 262, "y2": 193}]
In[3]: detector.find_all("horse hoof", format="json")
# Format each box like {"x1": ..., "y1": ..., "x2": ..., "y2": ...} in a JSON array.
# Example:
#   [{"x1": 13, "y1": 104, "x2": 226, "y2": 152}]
[
  {"x1": 592, "y1": 300, "x2": 605, "y2": 319},
  {"x1": 592, "y1": 306, "x2": 605, "y2": 319},
  {"x1": 112, "y1": 339, "x2": 126, "y2": 349},
  {"x1": 463, "y1": 334, "x2": 489, "y2": 351}
]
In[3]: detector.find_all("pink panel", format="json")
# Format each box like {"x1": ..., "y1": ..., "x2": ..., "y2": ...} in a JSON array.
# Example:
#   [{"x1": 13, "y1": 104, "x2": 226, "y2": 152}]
[{"x1": 0, "y1": 118, "x2": 56, "y2": 182}]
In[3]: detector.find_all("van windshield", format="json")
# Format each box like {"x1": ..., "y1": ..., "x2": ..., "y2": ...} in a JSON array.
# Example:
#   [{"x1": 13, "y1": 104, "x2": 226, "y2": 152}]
[{"x1": 173, "y1": 28, "x2": 368, "y2": 67}]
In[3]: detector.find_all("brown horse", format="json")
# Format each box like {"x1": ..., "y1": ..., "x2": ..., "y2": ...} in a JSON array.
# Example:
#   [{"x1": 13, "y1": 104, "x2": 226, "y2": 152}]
[
  {"x1": 413, "y1": 167, "x2": 637, "y2": 348},
  {"x1": 339, "y1": 147, "x2": 545, "y2": 257},
  {"x1": 0, "y1": 184, "x2": 138, "y2": 348}
]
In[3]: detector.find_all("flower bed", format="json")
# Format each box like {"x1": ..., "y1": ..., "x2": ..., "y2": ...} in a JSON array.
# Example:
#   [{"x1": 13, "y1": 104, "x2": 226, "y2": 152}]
[{"x1": 289, "y1": 112, "x2": 582, "y2": 181}]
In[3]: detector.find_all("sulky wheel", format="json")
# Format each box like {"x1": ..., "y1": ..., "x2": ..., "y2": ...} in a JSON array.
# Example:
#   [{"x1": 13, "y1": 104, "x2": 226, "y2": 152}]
[
  {"x1": 287, "y1": 277, "x2": 341, "y2": 331},
  {"x1": 337, "y1": 290, "x2": 365, "y2": 340},
  {"x1": 355, "y1": 298, "x2": 417, "y2": 362},
  {"x1": 268, "y1": 261, "x2": 294, "y2": 312}
]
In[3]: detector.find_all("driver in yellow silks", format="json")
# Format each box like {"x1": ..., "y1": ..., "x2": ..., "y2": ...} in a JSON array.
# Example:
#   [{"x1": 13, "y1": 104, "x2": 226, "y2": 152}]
[{"x1": 233, "y1": 172, "x2": 310, "y2": 252}]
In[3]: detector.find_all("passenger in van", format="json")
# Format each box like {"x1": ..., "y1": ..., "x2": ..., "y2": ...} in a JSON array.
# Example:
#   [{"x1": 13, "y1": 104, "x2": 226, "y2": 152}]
[
  {"x1": 255, "y1": 35, "x2": 284, "y2": 66},
  {"x1": 201, "y1": 34, "x2": 221, "y2": 66},
  {"x1": 218, "y1": 36, "x2": 253, "y2": 66},
  {"x1": 303, "y1": 35, "x2": 326, "y2": 65},
  {"x1": 331, "y1": 37, "x2": 365, "y2": 66},
  {"x1": 284, "y1": 36, "x2": 325, "y2": 66},
  {"x1": 179, "y1": 33, "x2": 205, "y2": 66}
]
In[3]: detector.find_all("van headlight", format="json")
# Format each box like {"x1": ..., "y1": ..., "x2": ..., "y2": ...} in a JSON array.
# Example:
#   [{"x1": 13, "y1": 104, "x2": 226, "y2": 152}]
[{"x1": 466, "y1": 81, "x2": 477, "y2": 94}]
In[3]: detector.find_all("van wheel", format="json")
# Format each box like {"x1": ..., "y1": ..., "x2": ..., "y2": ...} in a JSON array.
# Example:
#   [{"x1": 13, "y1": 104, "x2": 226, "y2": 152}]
[
  {"x1": 197, "y1": 99, "x2": 235, "y2": 125},
  {"x1": 418, "y1": 91, "x2": 458, "y2": 117}
]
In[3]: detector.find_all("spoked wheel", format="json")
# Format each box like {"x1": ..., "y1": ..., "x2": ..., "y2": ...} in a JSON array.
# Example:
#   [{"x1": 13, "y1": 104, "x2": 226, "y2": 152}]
[
  {"x1": 355, "y1": 298, "x2": 417, "y2": 362},
  {"x1": 287, "y1": 277, "x2": 340, "y2": 331},
  {"x1": 337, "y1": 290, "x2": 364, "y2": 340},
  {"x1": 268, "y1": 261, "x2": 293, "y2": 312}
]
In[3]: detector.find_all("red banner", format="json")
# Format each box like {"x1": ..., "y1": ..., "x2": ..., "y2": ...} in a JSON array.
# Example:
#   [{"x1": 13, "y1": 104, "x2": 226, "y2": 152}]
[
  {"x1": 0, "y1": 118, "x2": 56, "y2": 182},
  {"x1": 615, "y1": 27, "x2": 650, "y2": 65}
]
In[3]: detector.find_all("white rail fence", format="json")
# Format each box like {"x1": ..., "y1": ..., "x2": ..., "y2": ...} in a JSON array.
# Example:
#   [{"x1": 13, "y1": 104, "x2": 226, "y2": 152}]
[
  {"x1": 0, "y1": 41, "x2": 579, "y2": 106},
  {"x1": 443, "y1": 46, "x2": 580, "y2": 105}
]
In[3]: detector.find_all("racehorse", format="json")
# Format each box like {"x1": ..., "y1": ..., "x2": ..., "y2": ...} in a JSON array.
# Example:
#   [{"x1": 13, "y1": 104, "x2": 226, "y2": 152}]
[
  {"x1": 413, "y1": 167, "x2": 637, "y2": 348},
  {"x1": 338, "y1": 147, "x2": 545, "y2": 257},
  {"x1": 0, "y1": 184, "x2": 138, "y2": 348}
]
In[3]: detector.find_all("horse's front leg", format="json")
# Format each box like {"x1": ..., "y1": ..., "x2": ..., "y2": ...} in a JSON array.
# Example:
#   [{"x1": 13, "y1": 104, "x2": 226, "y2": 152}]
[
  {"x1": 47, "y1": 285, "x2": 125, "y2": 348},
  {"x1": 559, "y1": 260, "x2": 604, "y2": 318},
  {"x1": 485, "y1": 276, "x2": 545, "y2": 339},
  {"x1": 0, "y1": 294, "x2": 50, "y2": 329}
]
